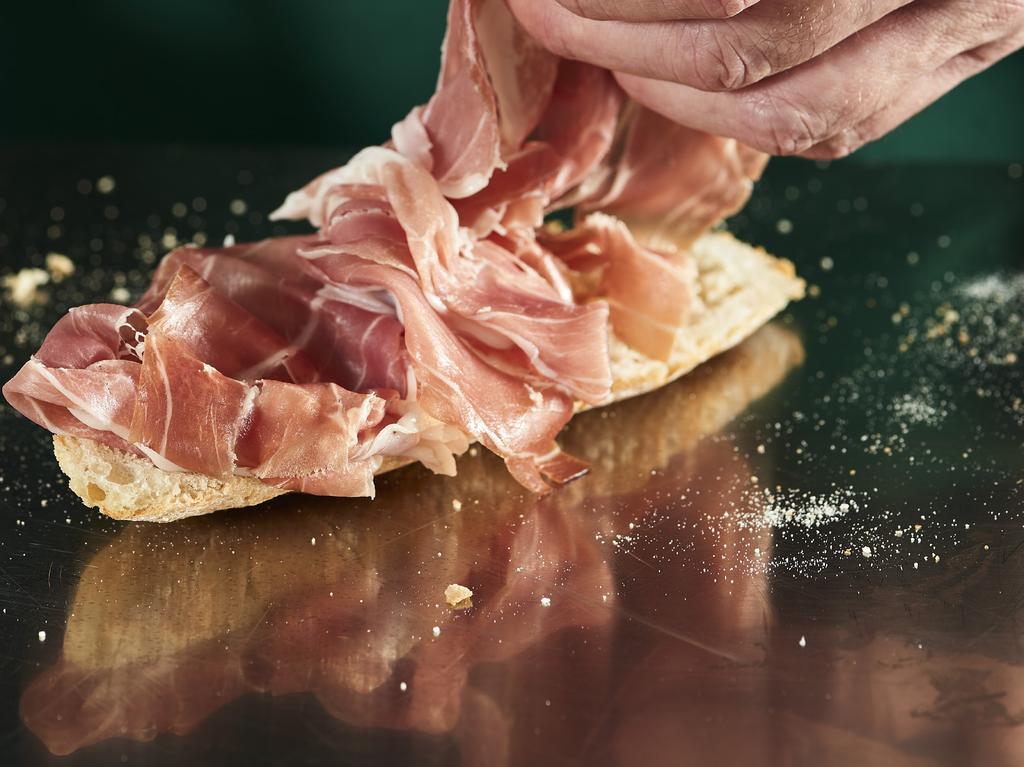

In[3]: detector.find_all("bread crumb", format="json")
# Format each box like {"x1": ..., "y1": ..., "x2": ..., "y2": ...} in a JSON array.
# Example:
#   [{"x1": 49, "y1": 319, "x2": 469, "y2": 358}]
[
  {"x1": 445, "y1": 583, "x2": 473, "y2": 607},
  {"x1": 45, "y1": 252, "x2": 75, "y2": 282},
  {"x1": 451, "y1": 499, "x2": 462, "y2": 511},
  {"x1": 431, "y1": 625, "x2": 441, "y2": 638},
  {"x1": 3, "y1": 268, "x2": 50, "y2": 307}
]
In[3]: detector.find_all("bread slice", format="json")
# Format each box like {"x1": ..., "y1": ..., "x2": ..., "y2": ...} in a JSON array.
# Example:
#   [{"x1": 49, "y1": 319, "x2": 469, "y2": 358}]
[{"x1": 52, "y1": 232, "x2": 804, "y2": 522}]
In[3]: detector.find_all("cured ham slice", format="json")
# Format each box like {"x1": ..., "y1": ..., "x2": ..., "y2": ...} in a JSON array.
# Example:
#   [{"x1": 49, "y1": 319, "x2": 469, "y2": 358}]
[
  {"x1": 128, "y1": 332, "x2": 253, "y2": 477},
  {"x1": 292, "y1": 149, "x2": 611, "y2": 405},
  {"x1": 539, "y1": 214, "x2": 696, "y2": 361},
  {"x1": 311, "y1": 256, "x2": 579, "y2": 492},
  {"x1": 147, "y1": 266, "x2": 321, "y2": 384},
  {"x1": 396, "y1": 0, "x2": 558, "y2": 198},
  {"x1": 140, "y1": 237, "x2": 410, "y2": 395},
  {"x1": 3, "y1": 306, "x2": 146, "y2": 453},
  {"x1": 377, "y1": 155, "x2": 611, "y2": 403},
  {"x1": 535, "y1": 61, "x2": 624, "y2": 202},
  {"x1": 3, "y1": 359, "x2": 141, "y2": 453},
  {"x1": 453, "y1": 141, "x2": 562, "y2": 236},
  {"x1": 573, "y1": 105, "x2": 768, "y2": 249},
  {"x1": 235, "y1": 380, "x2": 385, "y2": 497}
]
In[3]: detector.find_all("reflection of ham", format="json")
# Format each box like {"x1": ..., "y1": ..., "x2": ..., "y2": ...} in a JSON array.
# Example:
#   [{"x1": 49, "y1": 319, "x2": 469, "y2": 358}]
[{"x1": 5, "y1": 0, "x2": 769, "y2": 498}]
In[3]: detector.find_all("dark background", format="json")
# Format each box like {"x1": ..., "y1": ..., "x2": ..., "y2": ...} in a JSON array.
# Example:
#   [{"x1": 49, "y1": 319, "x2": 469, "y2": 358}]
[{"x1": 1, "y1": 1, "x2": 1021, "y2": 161}]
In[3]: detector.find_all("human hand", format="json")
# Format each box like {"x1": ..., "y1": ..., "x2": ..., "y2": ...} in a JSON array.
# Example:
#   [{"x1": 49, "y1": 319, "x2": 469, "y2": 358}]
[{"x1": 508, "y1": 0, "x2": 1024, "y2": 158}]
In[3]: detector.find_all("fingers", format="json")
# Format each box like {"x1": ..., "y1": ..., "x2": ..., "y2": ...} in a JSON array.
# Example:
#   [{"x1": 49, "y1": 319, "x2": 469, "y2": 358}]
[
  {"x1": 508, "y1": 0, "x2": 912, "y2": 91},
  {"x1": 800, "y1": 38, "x2": 1024, "y2": 159},
  {"x1": 555, "y1": 0, "x2": 759, "y2": 22},
  {"x1": 615, "y1": 0, "x2": 1024, "y2": 156}
]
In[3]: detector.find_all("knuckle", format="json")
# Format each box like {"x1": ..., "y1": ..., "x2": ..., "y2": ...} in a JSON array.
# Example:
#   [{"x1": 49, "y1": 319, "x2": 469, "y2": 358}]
[
  {"x1": 814, "y1": 134, "x2": 861, "y2": 160},
  {"x1": 690, "y1": 28, "x2": 770, "y2": 91},
  {"x1": 747, "y1": 93, "x2": 831, "y2": 156}
]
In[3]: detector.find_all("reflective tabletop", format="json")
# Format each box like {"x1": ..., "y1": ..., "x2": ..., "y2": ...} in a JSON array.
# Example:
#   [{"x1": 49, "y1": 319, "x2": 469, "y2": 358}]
[{"x1": 0, "y1": 146, "x2": 1022, "y2": 766}]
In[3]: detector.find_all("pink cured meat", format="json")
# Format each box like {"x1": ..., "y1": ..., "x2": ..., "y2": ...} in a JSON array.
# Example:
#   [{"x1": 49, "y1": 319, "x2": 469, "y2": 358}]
[
  {"x1": 539, "y1": 214, "x2": 696, "y2": 362},
  {"x1": 307, "y1": 153, "x2": 612, "y2": 405},
  {"x1": 401, "y1": 0, "x2": 558, "y2": 198},
  {"x1": 380, "y1": 156, "x2": 611, "y2": 404},
  {"x1": 536, "y1": 61, "x2": 624, "y2": 202},
  {"x1": 453, "y1": 141, "x2": 563, "y2": 236},
  {"x1": 317, "y1": 255, "x2": 578, "y2": 493},
  {"x1": 146, "y1": 265, "x2": 321, "y2": 384},
  {"x1": 140, "y1": 238, "x2": 409, "y2": 395},
  {"x1": 235, "y1": 380, "x2": 385, "y2": 497},
  {"x1": 128, "y1": 331, "x2": 252, "y2": 478},
  {"x1": 575, "y1": 105, "x2": 768, "y2": 248},
  {"x1": 4, "y1": 268, "x2": 392, "y2": 494}
]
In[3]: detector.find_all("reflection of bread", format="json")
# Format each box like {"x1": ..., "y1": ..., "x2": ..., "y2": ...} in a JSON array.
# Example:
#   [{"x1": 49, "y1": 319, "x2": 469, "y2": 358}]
[{"x1": 52, "y1": 231, "x2": 804, "y2": 522}]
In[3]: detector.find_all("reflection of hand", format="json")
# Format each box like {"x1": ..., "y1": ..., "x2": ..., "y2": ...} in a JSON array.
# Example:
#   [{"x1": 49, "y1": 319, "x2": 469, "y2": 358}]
[{"x1": 509, "y1": 0, "x2": 1024, "y2": 158}]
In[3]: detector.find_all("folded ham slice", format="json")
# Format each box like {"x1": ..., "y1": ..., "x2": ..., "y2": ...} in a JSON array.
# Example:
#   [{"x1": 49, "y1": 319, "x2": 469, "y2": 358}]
[{"x1": 5, "y1": 0, "x2": 770, "y2": 500}]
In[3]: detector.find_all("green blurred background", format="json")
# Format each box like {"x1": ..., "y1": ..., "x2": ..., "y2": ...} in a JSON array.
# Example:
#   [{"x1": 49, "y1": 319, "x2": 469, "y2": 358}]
[{"x1": 1, "y1": 1, "x2": 1021, "y2": 162}]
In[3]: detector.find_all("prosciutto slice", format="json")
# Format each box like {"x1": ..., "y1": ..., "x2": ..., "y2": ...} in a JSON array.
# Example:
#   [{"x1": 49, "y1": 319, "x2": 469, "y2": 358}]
[
  {"x1": 391, "y1": 0, "x2": 558, "y2": 198},
  {"x1": 573, "y1": 104, "x2": 768, "y2": 249},
  {"x1": 5, "y1": 0, "x2": 771, "y2": 502},
  {"x1": 304, "y1": 255, "x2": 581, "y2": 492},
  {"x1": 538, "y1": 214, "x2": 697, "y2": 362},
  {"x1": 139, "y1": 237, "x2": 409, "y2": 395}
]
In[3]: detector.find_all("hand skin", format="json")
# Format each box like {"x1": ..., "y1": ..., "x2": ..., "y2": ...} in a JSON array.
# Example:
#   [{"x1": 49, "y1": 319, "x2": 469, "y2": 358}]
[{"x1": 508, "y1": 0, "x2": 1024, "y2": 158}]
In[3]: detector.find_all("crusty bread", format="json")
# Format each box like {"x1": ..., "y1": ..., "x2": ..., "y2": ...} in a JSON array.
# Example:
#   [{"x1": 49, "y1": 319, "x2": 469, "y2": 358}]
[{"x1": 52, "y1": 231, "x2": 804, "y2": 522}]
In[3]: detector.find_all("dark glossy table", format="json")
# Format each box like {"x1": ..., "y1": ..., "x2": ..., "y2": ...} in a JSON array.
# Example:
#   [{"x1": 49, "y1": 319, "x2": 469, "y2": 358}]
[{"x1": 0, "y1": 146, "x2": 1022, "y2": 766}]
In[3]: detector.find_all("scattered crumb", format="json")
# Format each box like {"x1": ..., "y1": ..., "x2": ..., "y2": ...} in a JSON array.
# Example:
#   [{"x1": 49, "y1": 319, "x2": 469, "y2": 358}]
[
  {"x1": 451, "y1": 499, "x2": 462, "y2": 511},
  {"x1": 3, "y1": 268, "x2": 50, "y2": 307},
  {"x1": 96, "y1": 175, "x2": 116, "y2": 194},
  {"x1": 37, "y1": 630, "x2": 46, "y2": 643},
  {"x1": 431, "y1": 625, "x2": 441, "y2": 638},
  {"x1": 45, "y1": 252, "x2": 75, "y2": 282},
  {"x1": 540, "y1": 596, "x2": 551, "y2": 607},
  {"x1": 798, "y1": 635, "x2": 807, "y2": 648},
  {"x1": 444, "y1": 583, "x2": 473, "y2": 607}
]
